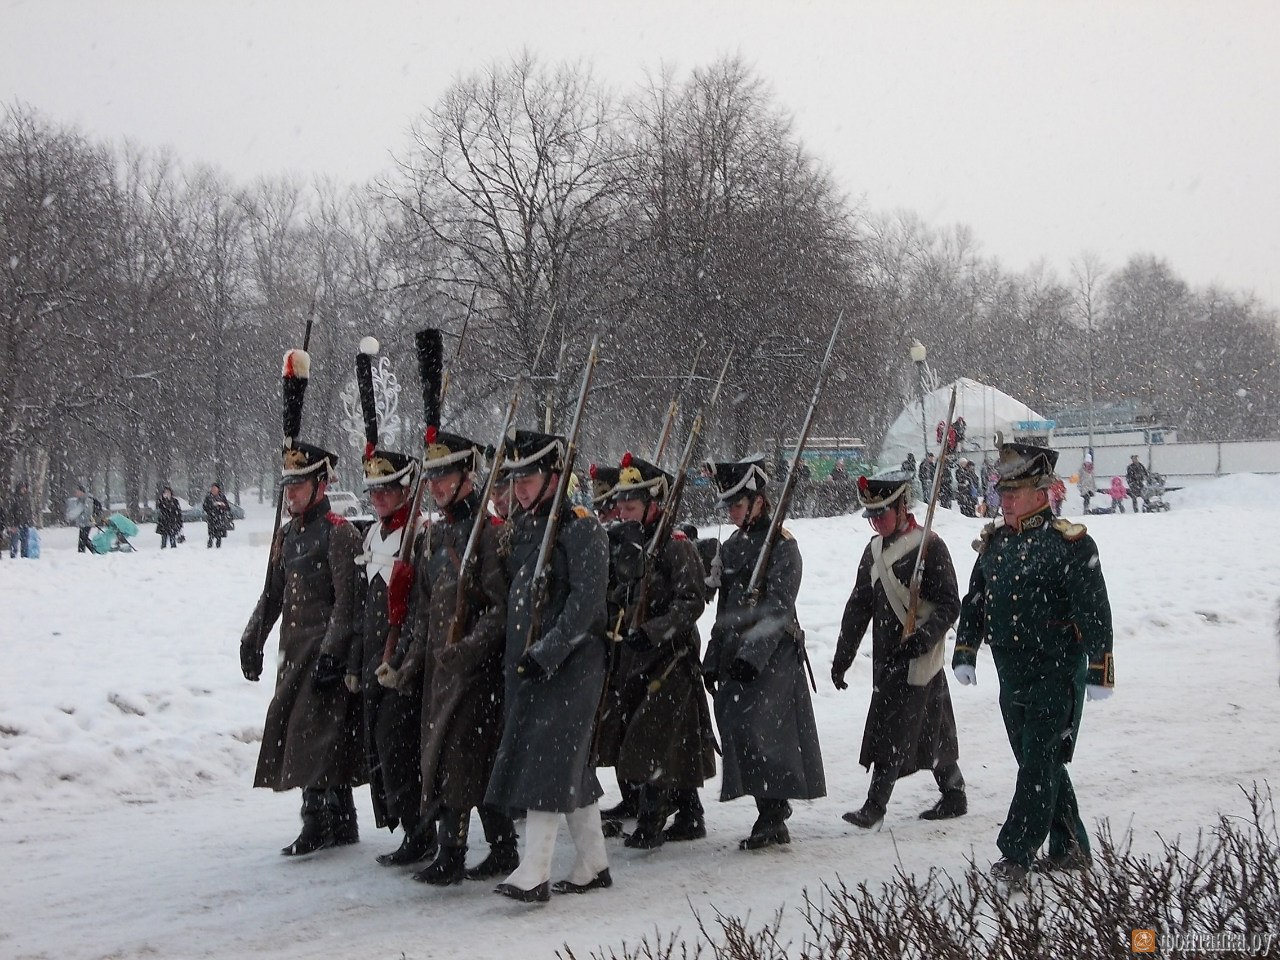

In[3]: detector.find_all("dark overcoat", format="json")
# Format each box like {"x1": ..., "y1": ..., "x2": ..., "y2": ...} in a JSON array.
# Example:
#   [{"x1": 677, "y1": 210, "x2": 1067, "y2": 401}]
[
  {"x1": 485, "y1": 504, "x2": 608, "y2": 814},
  {"x1": 604, "y1": 528, "x2": 716, "y2": 789},
  {"x1": 203, "y1": 492, "x2": 233, "y2": 538},
  {"x1": 398, "y1": 494, "x2": 508, "y2": 815},
  {"x1": 703, "y1": 518, "x2": 825, "y2": 802},
  {"x1": 350, "y1": 512, "x2": 424, "y2": 829},
  {"x1": 241, "y1": 498, "x2": 365, "y2": 791},
  {"x1": 156, "y1": 496, "x2": 183, "y2": 537},
  {"x1": 832, "y1": 523, "x2": 962, "y2": 776}
]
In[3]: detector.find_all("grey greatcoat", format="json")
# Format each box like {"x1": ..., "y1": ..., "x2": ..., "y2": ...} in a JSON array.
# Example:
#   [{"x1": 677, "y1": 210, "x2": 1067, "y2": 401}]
[
  {"x1": 485, "y1": 504, "x2": 608, "y2": 814},
  {"x1": 398, "y1": 493, "x2": 508, "y2": 815},
  {"x1": 350, "y1": 512, "x2": 424, "y2": 830},
  {"x1": 832, "y1": 524, "x2": 962, "y2": 777},
  {"x1": 703, "y1": 518, "x2": 825, "y2": 802},
  {"x1": 600, "y1": 527, "x2": 716, "y2": 790},
  {"x1": 241, "y1": 497, "x2": 365, "y2": 791}
]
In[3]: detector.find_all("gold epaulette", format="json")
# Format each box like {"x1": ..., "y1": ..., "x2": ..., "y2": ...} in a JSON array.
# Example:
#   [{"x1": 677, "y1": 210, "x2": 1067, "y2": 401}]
[
  {"x1": 972, "y1": 520, "x2": 1000, "y2": 553},
  {"x1": 572, "y1": 504, "x2": 592, "y2": 520},
  {"x1": 1052, "y1": 517, "x2": 1087, "y2": 541},
  {"x1": 780, "y1": 526, "x2": 795, "y2": 541}
]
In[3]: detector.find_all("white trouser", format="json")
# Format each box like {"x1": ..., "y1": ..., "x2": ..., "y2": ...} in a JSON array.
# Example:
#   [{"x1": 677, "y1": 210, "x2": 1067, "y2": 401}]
[
  {"x1": 501, "y1": 811, "x2": 560, "y2": 891},
  {"x1": 564, "y1": 802, "x2": 609, "y2": 885}
]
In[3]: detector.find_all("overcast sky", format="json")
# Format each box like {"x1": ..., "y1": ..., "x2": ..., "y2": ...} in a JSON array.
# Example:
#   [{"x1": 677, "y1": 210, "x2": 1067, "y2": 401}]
[{"x1": 4, "y1": 0, "x2": 1278, "y2": 307}]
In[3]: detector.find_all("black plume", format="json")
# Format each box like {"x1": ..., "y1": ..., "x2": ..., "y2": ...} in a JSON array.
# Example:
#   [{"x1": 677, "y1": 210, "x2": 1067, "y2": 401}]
[
  {"x1": 356, "y1": 346, "x2": 379, "y2": 449},
  {"x1": 281, "y1": 349, "x2": 311, "y2": 448},
  {"x1": 416, "y1": 329, "x2": 444, "y2": 430}
]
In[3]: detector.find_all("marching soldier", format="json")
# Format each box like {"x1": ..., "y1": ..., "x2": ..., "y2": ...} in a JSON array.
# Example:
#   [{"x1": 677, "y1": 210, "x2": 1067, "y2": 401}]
[
  {"x1": 393, "y1": 428, "x2": 517, "y2": 885},
  {"x1": 589, "y1": 460, "x2": 644, "y2": 831},
  {"x1": 702, "y1": 456, "x2": 826, "y2": 850},
  {"x1": 485, "y1": 429, "x2": 612, "y2": 902},
  {"x1": 831, "y1": 471, "x2": 967, "y2": 829},
  {"x1": 349, "y1": 443, "x2": 433, "y2": 866},
  {"x1": 599, "y1": 454, "x2": 716, "y2": 849},
  {"x1": 240, "y1": 440, "x2": 365, "y2": 855},
  {"x1": 953, "y1": 440, "x2": 1115, "y2": 884}
]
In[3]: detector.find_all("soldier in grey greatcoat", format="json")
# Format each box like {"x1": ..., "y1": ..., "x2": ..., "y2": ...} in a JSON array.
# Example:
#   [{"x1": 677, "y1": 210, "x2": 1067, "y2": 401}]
[
  {"x1": 702, "y1": 456, "x2": 826, "y2": 850},
  {"x1": 595, "y1": 454, "x2": 715, "y2": 849},
  {"x1": 485, "y1": 430, "x2": 611, "y2": 902},
  {"x1": 831, "y1": 471, "x2": 966, "y2": 830},
  {"x1": 240, "y1": 442, "x2": 365, "y2": 856},
  {"x1": 392, "y1": 428, "x2": 515, "y2": 886},
  {"x1": 348, "y1": 446, "x2": 432, "y2": 867}
]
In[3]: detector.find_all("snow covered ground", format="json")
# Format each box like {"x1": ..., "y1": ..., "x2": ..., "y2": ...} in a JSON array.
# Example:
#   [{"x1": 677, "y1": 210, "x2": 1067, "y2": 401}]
[{"x1": 3, "y1": 477, "x2": 1279, "y2": 960}]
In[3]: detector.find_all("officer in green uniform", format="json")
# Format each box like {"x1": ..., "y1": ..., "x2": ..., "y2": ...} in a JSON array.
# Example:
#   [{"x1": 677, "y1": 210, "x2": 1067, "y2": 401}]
[{"x1": 952, "y1": 439, "x2": 1114, "y2": 885}]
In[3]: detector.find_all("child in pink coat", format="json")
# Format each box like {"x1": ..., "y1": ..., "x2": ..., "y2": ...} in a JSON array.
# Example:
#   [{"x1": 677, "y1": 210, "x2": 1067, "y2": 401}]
[{"x1": 1108, "y1": 476, "x2": 1127, "y2": 513}]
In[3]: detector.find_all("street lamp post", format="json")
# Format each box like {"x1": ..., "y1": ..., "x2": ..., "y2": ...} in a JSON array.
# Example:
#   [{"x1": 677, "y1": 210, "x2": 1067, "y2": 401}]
[{"x1": 909, "y1": 339, "x2": 929, "y2": 458}]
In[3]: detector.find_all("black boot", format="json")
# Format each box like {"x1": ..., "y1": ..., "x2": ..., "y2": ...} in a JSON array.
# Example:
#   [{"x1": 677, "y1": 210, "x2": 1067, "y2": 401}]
[
  {"x1": 328, "y1": 786, "x2": 359, "y2": 846},
  {"x1": 600, "y1": 778, "x2": 641, "y2": 819},
  {"x1": 282, "y1": 788, "x2": 332, "y2": 856},
  {"x1": 842, "y1": 800, "x2": 886, "y2": 830},
  {"x1": 625, "y1": 784, "x2": 668, "y2": 849},
  {"x1": 919, "y1": 790, "x2": 968, "y2": 821},
  {"x1": 413, "y1": 844, "x2": 468, "y2": 885},
  {"x1": 663, "y1": 787, "x2": 706, "y2": 842},
  {"x1": 377, "y1": 815, "x2": 436, "y2": 866},
  {"x1": 465, "y1": 838, "x2": 520, "y2": 880},
  {"x1": 740, "y1": 799, "x2": 791, "y2": 850}
]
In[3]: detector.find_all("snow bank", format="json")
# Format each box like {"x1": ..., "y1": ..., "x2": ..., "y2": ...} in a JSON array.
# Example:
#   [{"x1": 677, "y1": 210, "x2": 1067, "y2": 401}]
[{"x1": 2, "y1": 485, "x2": 1279, "y2": 959}]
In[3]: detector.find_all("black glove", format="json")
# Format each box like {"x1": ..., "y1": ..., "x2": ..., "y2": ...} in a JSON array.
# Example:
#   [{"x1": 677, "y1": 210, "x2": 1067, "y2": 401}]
[
  {"x1": 516, "y1": 651, "x2": 546, "y2": 681},
  {"x1": 831, "y1": 665, "x2": 848, "y2": 691},
  {"x1": 312, "y1": 652, "x2": 345, "y2": 691},
  {"x1": 703, "y1": 672, "x2": 718, "y2": 696},
  {"x1": 240, "y1": 642, "x2": 263, "y2": 682},
  {"x1": 895, "y1": 630, "x2": 933, "y2": 661},
  {"x1": 623, "y1": 627, "x2": 655, "y2": 653},
  {"x1": 728, "y1": 658, "x2": 759, "y2": 684}
]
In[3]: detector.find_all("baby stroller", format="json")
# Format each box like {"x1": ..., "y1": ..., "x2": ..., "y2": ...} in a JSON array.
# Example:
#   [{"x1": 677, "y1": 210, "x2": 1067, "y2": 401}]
[
  {"x1": 1140, "y1": 474, "x2": 1171, "y2": 513},
  {"x1": 92, "y1": 513, "x2": 140, "y2": 553}
]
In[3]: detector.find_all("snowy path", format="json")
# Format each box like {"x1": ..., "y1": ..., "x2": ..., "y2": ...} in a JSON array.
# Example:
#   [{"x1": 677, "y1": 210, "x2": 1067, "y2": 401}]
[{"x1": 3, "y1": 478, "x2": 1278, "y2": 959}]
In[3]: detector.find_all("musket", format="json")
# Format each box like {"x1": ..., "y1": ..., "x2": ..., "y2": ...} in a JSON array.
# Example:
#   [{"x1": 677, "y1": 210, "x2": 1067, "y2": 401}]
[
  {"x1": 628, "y1": 349, "x2": 733, "y2": 635},
  {"x1": 903, "y1": 383, "x2": 958, "y2": 637},
  {"x1": 442, "y1": 381, "x2": 524, "y2": 648},
  {"x1": 520, "y1": 335, "x2": 601, "y2": 661},
  {"x1": 746, "y1": 310, "x2": 845, "y2": 691},
  {"x1": 381, "y1": 329, "x2": 444, "y2": 665},
  {"x1": 256, "y1": 300, "x2": 317, "y2": 647},
  {"x1": 650, "y1": 340, "x2": 706, "y2": 468}
]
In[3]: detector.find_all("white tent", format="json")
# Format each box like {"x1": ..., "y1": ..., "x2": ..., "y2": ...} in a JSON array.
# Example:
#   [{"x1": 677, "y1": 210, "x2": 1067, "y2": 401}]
[{"x1": 878, "y1": 377, "x2": 1047, "y2": 470}]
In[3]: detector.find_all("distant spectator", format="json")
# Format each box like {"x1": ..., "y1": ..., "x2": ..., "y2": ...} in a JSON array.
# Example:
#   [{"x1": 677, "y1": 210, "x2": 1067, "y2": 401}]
[
  {"x1": 65, "y1": 485, "x2": 100, "y2": 553},
  {"x1": 8, "y1": 481, "x2": 35, "y2": 559},
  {"x1": 918, "y1": 452, "x2": 937, "y2": 492},
  {"x1": 983, "y1": 470, "x2": 1001, "y2": 519},
  {"x1": 901, "y1": 453, "x2": 916, "y2": 476},
  {"x1": 1108, "y1": 476, "x2": 1127, "y2": 514},
  {"x1": 202, "y1": 482, "x2": 233, "y2": 549},
  {"x1": 156, "y1": 486, "x2": 184, "y2": 549},
  {"x1": 0, "y1": 497, "x2": 7, "y2": 557},
  {"x1": 937, "y1": 456, "x2": 954, "y2": 509},
  {"x1": 1125, "y1": 455, "x2": 1148, "y2": 513},
  {"x1": 829, "y1": 458, "x2": 849, "y2": 484},
  {"x1": 954, "y1": 459, "x2": 980, "y2": 517},
  {"x1": 1077, "y1": 461, "x2": 1096, "y2": 514},
  {"x1": 1048, "y1": 477, "x2": 1067, "y2": 518}
]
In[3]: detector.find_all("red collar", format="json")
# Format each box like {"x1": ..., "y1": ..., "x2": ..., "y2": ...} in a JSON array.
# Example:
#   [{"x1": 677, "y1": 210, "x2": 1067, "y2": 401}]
[{"x1": 380, "y1": 503, "x2": 411, "y2": 533}]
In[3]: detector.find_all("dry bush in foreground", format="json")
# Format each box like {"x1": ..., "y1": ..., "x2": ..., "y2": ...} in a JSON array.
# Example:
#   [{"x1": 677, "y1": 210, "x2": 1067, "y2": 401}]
[{"x1": 562, "y1": 784, "x2": 1278, "y2": 960}]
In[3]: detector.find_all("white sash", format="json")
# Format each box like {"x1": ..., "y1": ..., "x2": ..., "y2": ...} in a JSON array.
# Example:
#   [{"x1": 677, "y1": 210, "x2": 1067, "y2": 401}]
[
  {"x1": 358, "y1": 524, "x2": 404, "y2": 585},
  {"x1": 870, "y1": 528, "x2": 944, "y2": 687}
]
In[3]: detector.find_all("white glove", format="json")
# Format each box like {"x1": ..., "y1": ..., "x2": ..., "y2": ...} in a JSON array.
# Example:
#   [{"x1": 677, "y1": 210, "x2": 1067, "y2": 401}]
[
  {"x1": 953, "y1": 664, "x2": 977, "y2": 686},
  {"x1": 343, "y1": 673, "x2": 360, "y2": 694},
  {"x1": 1086, "y1": 684, "x2": 1113, "y2": 701},
  {"x1": 375, "y1": 662, "x2": 399, "y2": 689}
]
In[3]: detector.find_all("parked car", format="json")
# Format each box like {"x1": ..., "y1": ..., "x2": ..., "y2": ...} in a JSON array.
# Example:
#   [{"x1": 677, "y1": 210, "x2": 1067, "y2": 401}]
[{"x1": 179, "y1": 499, "x2": 245, "y2": 524}]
